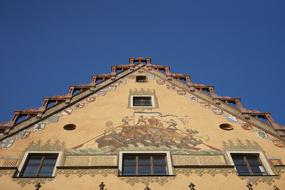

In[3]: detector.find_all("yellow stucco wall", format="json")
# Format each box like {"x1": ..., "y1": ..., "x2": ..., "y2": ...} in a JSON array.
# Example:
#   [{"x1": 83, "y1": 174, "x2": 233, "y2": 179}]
[{"x1": 0, "y1": 67, "x2": 284, "y2": 189}]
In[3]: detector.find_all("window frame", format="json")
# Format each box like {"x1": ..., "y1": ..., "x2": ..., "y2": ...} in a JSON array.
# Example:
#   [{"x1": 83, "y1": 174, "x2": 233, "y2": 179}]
[
  {"x1": 119, "y1": 151, "x2": 173, "y2": 176},
  {"x1": 227, "y1": 150, "x2": 274, "y2": 176},
  {"x1": 130, "y1": 95, "x2": 155, "y2": 108},
  {"x1": 136, "y1": 75, "x2": 148, "y2": 83},
  {"x1": 17, "y1": 151, "x2": 62, "y2": 178}
]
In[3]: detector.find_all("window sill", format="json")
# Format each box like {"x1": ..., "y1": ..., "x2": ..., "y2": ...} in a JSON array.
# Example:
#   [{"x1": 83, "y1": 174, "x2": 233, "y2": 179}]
[
  {"x1": 237, "y1": 174, "x2": 278, "y2": 177},
  {"x1": 14, "y1": 176, "x2": 55, "y2": 179},
  {"x1": 118, "y1": 175, "x2": 176, "y2": 177},
  {"x1": 131, "y1": 106, "x2": 154, "y2": 109}
]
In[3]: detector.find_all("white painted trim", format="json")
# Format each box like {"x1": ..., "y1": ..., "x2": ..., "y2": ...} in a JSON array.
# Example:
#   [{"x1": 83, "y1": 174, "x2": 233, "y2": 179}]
[
  {"x1": 130, "y1": 95, "x2": 155, "y2": 108},
  {"x1": 226, "y1": 150, "x2": 274, "y2": 175},
  {"x1": 17, "y1": 151, "x2": 63, "y2": 177},
  {"x1": 118, "y1": 151, "x2": 173, "y2": 175}
]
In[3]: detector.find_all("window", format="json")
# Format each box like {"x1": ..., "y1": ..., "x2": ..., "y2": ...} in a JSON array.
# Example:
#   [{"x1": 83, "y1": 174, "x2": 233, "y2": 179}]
[
  {"x1": 136, "y1": 75, "x2": 147, "y2": 82},
  {"x1": 122, "y1": 154, "x2": 168, "y2": 176},
  {"x1": 231, "y1": 153, "x2": 267, "y2": 176},
  {"x1": 133, "y1": 96, "x2": 152, "y2": 107},
  {"x1": 19, "y1": 153, "x2": 58, "y2": 177}
]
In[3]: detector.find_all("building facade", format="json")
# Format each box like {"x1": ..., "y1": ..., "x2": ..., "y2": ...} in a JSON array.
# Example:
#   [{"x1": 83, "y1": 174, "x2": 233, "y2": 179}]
[{"x1": 0, "y1": 57, "x2": 285, "y2": 190}]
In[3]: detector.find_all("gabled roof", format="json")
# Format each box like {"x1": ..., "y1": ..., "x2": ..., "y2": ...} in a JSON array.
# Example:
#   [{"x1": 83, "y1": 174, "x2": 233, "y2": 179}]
[{"x1": 0, "y1": 57, "x2": 284, "y2": 141}]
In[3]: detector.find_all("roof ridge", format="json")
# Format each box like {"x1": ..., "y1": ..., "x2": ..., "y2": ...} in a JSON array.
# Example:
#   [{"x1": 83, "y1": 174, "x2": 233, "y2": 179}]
[{"x1": 0, "y1": 57, "x2": 284, "y2": 139}]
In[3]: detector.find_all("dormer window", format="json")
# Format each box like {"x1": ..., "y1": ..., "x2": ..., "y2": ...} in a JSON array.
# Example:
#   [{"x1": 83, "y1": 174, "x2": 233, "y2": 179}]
[{"x1": 136, "y1": 76, "x2": 147, "y2": 83}]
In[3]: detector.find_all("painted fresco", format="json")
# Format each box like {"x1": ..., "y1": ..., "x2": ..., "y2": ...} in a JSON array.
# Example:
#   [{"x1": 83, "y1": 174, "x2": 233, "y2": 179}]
[{"x1": 68, "y1": 112, "x2": 222, "y2": 155}]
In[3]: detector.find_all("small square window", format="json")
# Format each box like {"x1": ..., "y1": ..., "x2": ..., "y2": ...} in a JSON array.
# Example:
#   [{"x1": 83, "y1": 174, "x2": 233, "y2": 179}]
[
  {"x1": 136, "y1": 76, "x2": 147, "y2": 83},
  {"x1": 19, "y1": 153, "x2": 59, "y2": 177},
  {"x1": 133, "y1": 96, "x2": 152, "y2": 107},
  {"x1": 231, "y1": 153, "x2": 267, "y2": 176},
  {"x1": 122, "y1": 153, "x2": 168, "y2": 176}
]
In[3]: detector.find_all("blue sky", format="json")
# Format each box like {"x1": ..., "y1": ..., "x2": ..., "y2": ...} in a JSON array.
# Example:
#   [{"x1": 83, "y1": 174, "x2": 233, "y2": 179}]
[{"x1": 0, "y1": 0, "x2": 284, "y2": 125}]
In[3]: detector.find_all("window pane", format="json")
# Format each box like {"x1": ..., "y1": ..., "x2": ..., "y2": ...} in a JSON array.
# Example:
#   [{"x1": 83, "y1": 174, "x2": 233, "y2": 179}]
[
  {"x1": 153, "y1": 166, "x2": 167, "y2": 175},
  {"x1": 39, "y1": 166, "x2": 54, "y2": 177},
  {"x1": 21, "y1": 166, "x2": 39, "y2": 177},
  {"x1": 136, "y1": 76, "x2": 147, "y2": 82},
  {"x1": 123, "y1": 156, "x2": 136, "y2": 166},
  {"x1": 236, "y1": 166, "x2": 250, "y2": 175},
  {"x1": 43, "y1": 158, "x2": 57, "y2": 166},
  {"x1": 231, "y1": 155, "x2": 245, "y2": 165},
  {"x1": 26, "y1": 157, "x2": 42, "y2": 165},
  {"x1": 138, "y1": 156, "x2": 151, "y2": 166},
  {"x1": 123, "y1": 166, "x2": 136, "y2": 175},
  {"x1": 153, "y1": 156, "x2": 166, "y2": 166},
  {"x1": 133, "y1": 97, "x2": 152, "y2": 106},
  {"x1": 247, "y1": 157, "x2": 261, "y2": 166},
  {"x1": 138, "y1": 165, "x2": 151, "y2": 175},
  {"x1": 251, "y1": 166, "x2": 263, "y2": 175}
]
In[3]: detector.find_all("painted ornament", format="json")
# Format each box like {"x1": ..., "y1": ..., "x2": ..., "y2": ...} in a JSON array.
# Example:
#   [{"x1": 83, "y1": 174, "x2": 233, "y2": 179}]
[
  {"x1": 47, "y1": 115, "x2": 60, "y2": 123},
  {"x1": 147, "y1": 74, "x2": 155, "y2": 80},
  {"x1": 96, "y1": 90, "x2": 107, "y2": 96},
  {"x1": 109, "y1": 84, "x2": 117, "y2": 91},
  {"x1": 177, "y1": 89, "x2": 186, "y2": 95},
  {"x1": 241, "y1": 123, "x2": 253, "y2": 130},
  {"x1": 272, "y1": 140, "x2": 285, "y2": 148},
  {"x1": 128, "y1": 75, "x2": 135, "y2": 79},
  {"x1": 1, "y1": 138, "x2": 14, "y2": 148},
  {"x1": 33, "y1": 123, "x2": 46, "y2": 132},
  {"x1": 86, "y1": 96, "x2": 96, "y2": 102},
  {"x1": 189, "y1": 95, "x2": 198, "y2": 102},
  {"x1": 199, "y1": 101, "x2": 210, "y2": 108},
  {"x1": 62, "y1": 108, "x2": 73, "y2": 116},
  {"x1": 256, "y1": 130, "x2": 268, "y2": 139},
  {"x1": 75, "y1": 101, "x2": 85, "y2": 109},
  {"x1": 156, "y1": 79, "x2": 165, "y2": 85},
  {"x1": 224, "y1": 114, "x2": 238, "y2": 123},
  {"x1": 16, "y1": 130, "x2": 30, "y2": 139},
  {"x1": 212, "y1": 107, "x2": 223, "y2": 115}
]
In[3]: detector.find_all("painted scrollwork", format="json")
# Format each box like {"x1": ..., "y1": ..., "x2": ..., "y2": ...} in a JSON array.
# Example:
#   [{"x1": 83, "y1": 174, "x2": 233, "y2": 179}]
[
  {"x1": 239, "y1": 175, "x2": 281, "y2": 186},
  {"x1": 0, "y1": 169, "x2": 14, "y2": 177},
  {"x1": 56, "y1": 168, "x2": 117, "y2": 178},
  {"x1": 222, "y1": 139, "x2": 262, "y2": 151},
  {"x1": 12, "y1": 177, "x2": 53, "y2": 187},
  {"x1": 25, "y1": 139, "x2": 66, "y2": 152},
  {"x1": 119, "y1": 176, "x2": 175, "y2": 186},
  {"x1": 174, "y1": 168, "x2": 235, "y2": 177}
]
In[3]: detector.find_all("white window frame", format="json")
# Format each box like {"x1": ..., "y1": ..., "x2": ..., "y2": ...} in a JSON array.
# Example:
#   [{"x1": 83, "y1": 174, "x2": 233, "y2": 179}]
[
  {"x1": 17, "y1": 151, "x2": 63, "y2": 177},
  {"x1": 226, "y1": 150, "x2": 274, "y2": 175},
  {"x1": 118, "y1": 151, "x2": 173, "y2": 176},
  {"x1": 130, "y1": 95, "x2": 155, "y2": 108}
]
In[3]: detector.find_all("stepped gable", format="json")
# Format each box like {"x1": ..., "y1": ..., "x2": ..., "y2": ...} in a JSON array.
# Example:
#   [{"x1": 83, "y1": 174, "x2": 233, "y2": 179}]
[{"x1": 0, "y1": 57, "x2": 284, "y2": 140}]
